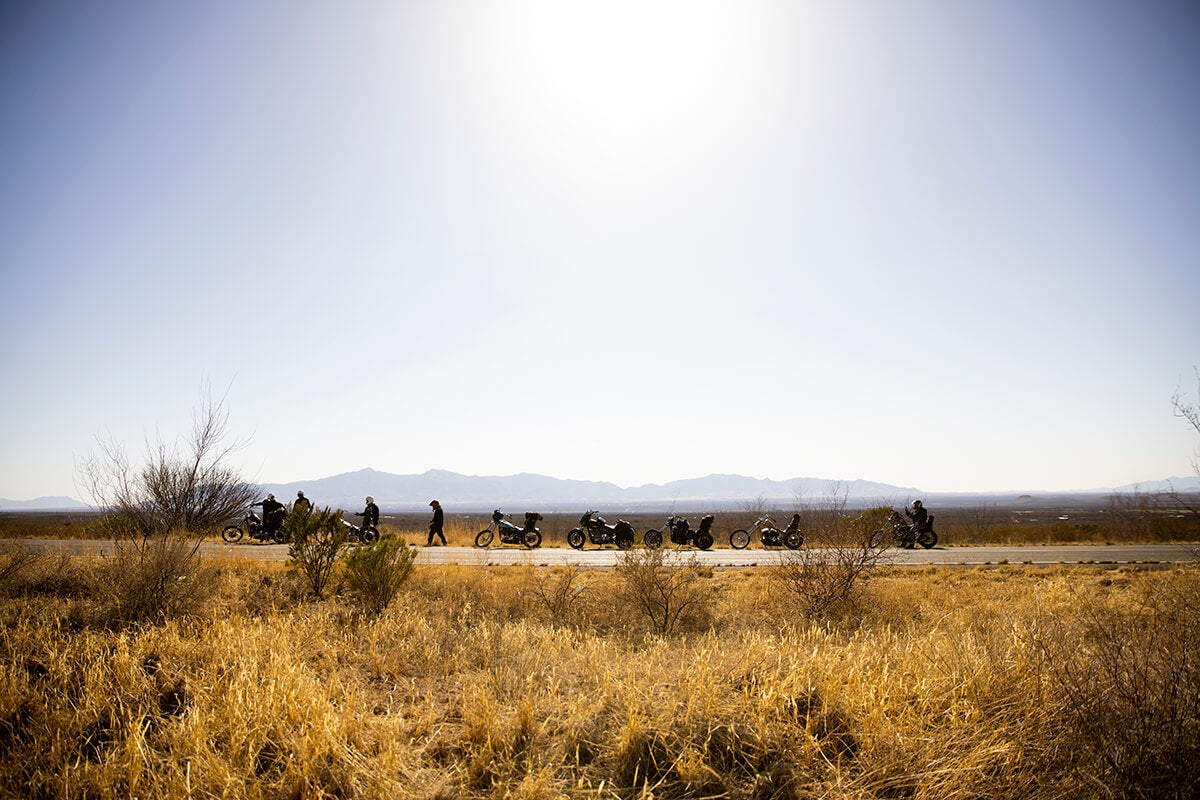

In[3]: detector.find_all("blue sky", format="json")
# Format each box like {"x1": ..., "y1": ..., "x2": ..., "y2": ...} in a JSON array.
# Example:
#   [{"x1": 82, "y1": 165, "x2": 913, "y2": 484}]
[{"x1": 2, "y1": 0, "x2": 1198, "y2": 501}]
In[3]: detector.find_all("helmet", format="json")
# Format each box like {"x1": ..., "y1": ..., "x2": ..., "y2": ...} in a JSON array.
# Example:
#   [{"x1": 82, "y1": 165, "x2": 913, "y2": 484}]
[
  {"x1": 366, "y1": 496, "x2": 374, "y2": 504},
  {"x1": 430, "y1": 500, "x2": 440, "y2": 507},
  {"x1": 297, "y1": 490, "x2": 305, "y2": 498},
  {"x1": 267, "y1": 493, "x2": 275, "y2": 501},
  {"x1": 913, "y1": 500, "x2": 923, "y2": 508}
]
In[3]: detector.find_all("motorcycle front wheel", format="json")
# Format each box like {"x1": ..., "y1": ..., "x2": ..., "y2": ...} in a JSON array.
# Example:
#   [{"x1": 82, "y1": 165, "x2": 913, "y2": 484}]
[
  {"x1": 567, "y1": 529, "x2": 585, "y2": 549},
  {"x1": 784, "y1": 532, "x2": 803, "y2": 550},
  {"x1": 523, "y1": 530, "x2": 542, "y2": 548},
  {"x1": 360, "y1": 526, "x2": 380, "y2": 545},
  {"x1": 221, "y1": 525, "x2": 244, "y2": 544},
  {"x1": 869, "y1": 529, "x2": 887, "y2": 548},
  {"x1": 475, "y1": 529, "x2": 494, "y2": 548},
  {"x1": 644, "y1": 530, "x2": 663, "y2": 549},
  {"x1": 729, "y1": 529, "x2": 750, "y2": 549},
  {"x1": 917, "y1": 530, "x2": 938, "y2": 549}
]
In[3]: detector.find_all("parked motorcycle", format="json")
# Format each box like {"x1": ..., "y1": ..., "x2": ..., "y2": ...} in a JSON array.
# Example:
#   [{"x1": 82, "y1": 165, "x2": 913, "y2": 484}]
[
  {"x1": 338, "y1": 517, "x2": 381, "y2": 545},
  {"x1": 729, "y1": 514, "x2": 803, "y2": 550},
  {"x1": 222, "y1": 509, "x2": 287, "y2": 544},
  {"x1": 644, "y1": 514, "x2": 716, "y2": 550},
  {"x1": 475, "y1": 509, "x2": 543, "y2": 548},
  {"x1": 568, "y1": 510, "x2": 636, "y2": 550},
  {"x1": 871, "y1": 510, "x2": 937, "y2": 549}
]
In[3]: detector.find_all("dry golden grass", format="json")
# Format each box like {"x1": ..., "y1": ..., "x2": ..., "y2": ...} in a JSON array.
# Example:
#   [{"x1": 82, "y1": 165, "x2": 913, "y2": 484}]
[{"x1": 2, "y1": 554, "x2": 1197, "y2": 799}]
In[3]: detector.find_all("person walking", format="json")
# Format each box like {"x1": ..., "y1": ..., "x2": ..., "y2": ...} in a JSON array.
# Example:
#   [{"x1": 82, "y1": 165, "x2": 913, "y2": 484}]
[{"x1": 427, "y1": 499, "x2": 446, "y2": 546}]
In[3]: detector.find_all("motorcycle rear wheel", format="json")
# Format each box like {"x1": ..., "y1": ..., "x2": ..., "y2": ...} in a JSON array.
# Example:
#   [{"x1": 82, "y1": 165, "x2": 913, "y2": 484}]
[
  {"x1": 917, "y1": 530, "x2": 938, "y2": 549},
  {"x1": 567, "y1": 529, "x2": 585, "y2": 549},
  {"x1": 644, "y1": 530, "x2": 663, "y2": 549},
  {"x1": 523, "y1": 530, "x2": 542, "y2": 548},
  {"x1": 475, "y1": 529, "x2": 494, "y2": 548},
  {"x1": 616, "y1": 531, "x2": 634, "y2": 550},
  {"x1": 785, "y1": 532, "x2": 803, "y2": 550},
  {"x1": 729, "y1": 529, "x2": 750, "y2": 549},
  {"x1": 221, "y1": 525, "x2": 244, "y2": 544},
  {"x1": 696, "y1": 531, "x2": 714, "y2": 550}
]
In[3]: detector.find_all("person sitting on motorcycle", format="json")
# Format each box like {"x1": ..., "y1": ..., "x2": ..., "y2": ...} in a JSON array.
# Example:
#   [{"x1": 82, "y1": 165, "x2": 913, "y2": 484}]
[
  {"x1": 253, "y1": 494, "x2": 286, "y2": 537},
  {"x1": 906, "y1": 500, "x2": 931, "y2": 531},
  {"x1": 355, "y1": 496, "x2": 380, "y2": 533}
]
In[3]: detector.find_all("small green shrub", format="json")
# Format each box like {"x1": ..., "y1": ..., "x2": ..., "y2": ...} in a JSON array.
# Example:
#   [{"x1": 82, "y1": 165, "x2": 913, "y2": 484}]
[
  {"x1": 343, "y1": 534, "x2": 417, "y2": 616},
  {"x1": 286, "y1": 507, "x2": 347, "y2": 599}
]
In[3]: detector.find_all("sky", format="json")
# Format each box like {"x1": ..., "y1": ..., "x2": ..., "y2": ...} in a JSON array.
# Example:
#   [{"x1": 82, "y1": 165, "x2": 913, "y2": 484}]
[{"x1": 2, "y1": 0, "x2": 1199, "y2": 501}]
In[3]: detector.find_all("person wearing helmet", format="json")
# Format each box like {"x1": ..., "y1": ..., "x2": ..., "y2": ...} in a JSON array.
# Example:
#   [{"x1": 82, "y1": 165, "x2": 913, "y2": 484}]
[
  {"x1": 294, "y1": 490, "x2": 312, "y2": 514},
  {"x1": 905, "y1": 500, "x2": 931, "y2": 531},
  {"x1": 427, "y1": 499, "x2": 446, "y2": 546},
  {"x1": 355, "y1": 496, "x2": 380, "y2": 533},
  {"x1": 253, "y1": 493, "x2": 286, "y2": 538}
]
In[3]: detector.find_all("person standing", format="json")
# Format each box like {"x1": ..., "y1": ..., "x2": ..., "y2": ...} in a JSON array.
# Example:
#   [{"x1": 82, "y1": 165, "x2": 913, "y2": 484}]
[
  {"x1": 427, "y1": 499, "x2": 446, "y2": 546},
  {"x1": 253, "y1": 494, "x2": 286, "y2": 538},
  {"x1": 355, "y1": 496, "x2": 380, "y2": 533},
  {"x1": 294, "y1": 490, "x2": 312, "y2": 514}
]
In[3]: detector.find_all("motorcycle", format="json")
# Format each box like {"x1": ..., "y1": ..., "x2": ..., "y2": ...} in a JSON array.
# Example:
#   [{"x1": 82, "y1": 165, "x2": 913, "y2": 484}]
[
  {"x1": 222, "y1": 509, "x2": 287, "y2": 544},
  {"x1": 338, "y1": 517, "x2": 381, "y2": 545},
  {"x1": 871, "y1": 510, "x2": 937, "y2": 549},
  {"x1": 729, "y1": 514, "x2": 803, "y2": 550},
  {"x1": 568, "y1": 510, "x2": 636, "y2": 550},
  {"x1": 643, "y1": 514, "x2": 716, "y2": 550},
  {"x1": 475, "y1": 509, "x2": 543, "y2": 548}
]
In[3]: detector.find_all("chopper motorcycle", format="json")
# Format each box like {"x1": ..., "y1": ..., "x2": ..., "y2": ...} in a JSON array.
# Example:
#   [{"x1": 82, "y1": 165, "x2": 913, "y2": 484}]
[
  {"x1": 728, "y1": 514, "x2": 804, "y2": 550},
  {"x1": 475, "y1": 509, "x2": 543, "y2": 548},
  {"x1": 568, "y1": 510, "x2": 636, "y2": 550},
  {"x1": 222, "y1": 509, "x2": 287, "y2": 544},
  {"x1": 871, "y1": 510, "x2": 937, "y2": 549},
  {"x1": 643, "y1": 514, "x2": 716, "y2": 550}
]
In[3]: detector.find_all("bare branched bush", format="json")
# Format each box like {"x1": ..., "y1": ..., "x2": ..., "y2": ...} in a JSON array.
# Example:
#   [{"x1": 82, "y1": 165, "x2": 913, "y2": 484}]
[
  {"x1": 771, "y1": 498, "x2": 892, "y2": 623},
  {"x1": 525, "y1": 563, "x2": 587, "y2": 628},
  {"x1": 343, "y1": 534, "x2": 417, "y2": 616},
  {"x1": 1036, "y1": 575, "x2": 1200, "y2": 798},
  {"x1": 614, "y1": 548, "x2": 713, "y2": 635},
  {"x1": 76, "y1": 386, "x2": 255, "y2": 539},
  {"x1": 75, "y1": 388, "x2": 251, "y2": 623},
  {"x1": 101, "y1": 535, "x2": 220, "y2": 624},
  {"x1": 286, "y1": 507, "x2": 347, "y2": 598}
]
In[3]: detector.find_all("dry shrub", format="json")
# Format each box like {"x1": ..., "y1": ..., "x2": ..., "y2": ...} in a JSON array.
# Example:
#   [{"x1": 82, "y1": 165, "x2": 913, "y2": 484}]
[
  {"x1": 98, "y1": 534, "x2": 218, "y2": 625},
  {"x1": 770, "y1": 506, "x2": 892, "y2": 623},
  {"x1": 523, "y1": 563, "x2": 587, "y2": 628},
  {"x1": 0, "y1": 544, "x2": 98, "y2": 600},
  {"x1": 1037, "y1": 571, "x2": 1200, "y2": 798},
  {"x1": 613, "y1": 548, "x2": 714, "y2": 635}
]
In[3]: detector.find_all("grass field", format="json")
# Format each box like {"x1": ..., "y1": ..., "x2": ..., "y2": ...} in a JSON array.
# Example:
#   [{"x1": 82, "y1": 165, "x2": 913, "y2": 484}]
[{"x1": 2, "y1": 545, "x2": 1197, "y2": 799}]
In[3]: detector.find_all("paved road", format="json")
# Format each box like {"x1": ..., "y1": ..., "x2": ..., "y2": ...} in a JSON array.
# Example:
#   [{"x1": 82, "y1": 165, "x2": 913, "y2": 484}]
[{"x1": 6, "y1": 540, "x2": 1198, "y2": 568}]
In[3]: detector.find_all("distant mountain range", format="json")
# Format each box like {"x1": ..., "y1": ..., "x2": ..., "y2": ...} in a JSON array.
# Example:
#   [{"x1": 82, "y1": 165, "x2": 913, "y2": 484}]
[
  {"x1": 4, "y1": 471, "x2": 1198, "y2": 512},
  {"x1": 255, "y1": 469, "x2": 922, "y2": 512},
  {"x1": 0, "y1": 495, "x2": 90, "y2": 512}
]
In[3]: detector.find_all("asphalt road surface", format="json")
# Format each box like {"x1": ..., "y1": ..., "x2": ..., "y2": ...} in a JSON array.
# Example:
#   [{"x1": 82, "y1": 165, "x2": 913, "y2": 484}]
[{"x1": 7, "y1": 540, "x2": 1198, "y2": 568}]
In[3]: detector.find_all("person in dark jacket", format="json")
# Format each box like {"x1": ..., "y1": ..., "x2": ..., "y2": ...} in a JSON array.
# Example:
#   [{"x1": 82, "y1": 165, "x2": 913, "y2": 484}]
[
  {"x1": 355, "y1": 496, "x2": 379, "y2": 533},
  {"x1": 427, "y1": 499, "x2": 446, "y2": 546},
  {"x1": 253, "y1": 494, "x2": 286, "y2": 536},
  {"x1": 906, "y1": 500, "x2": 931, "y2": 531},
  {"x1": 294, "y1": 491, "x2": 312, "y2": 514}
]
